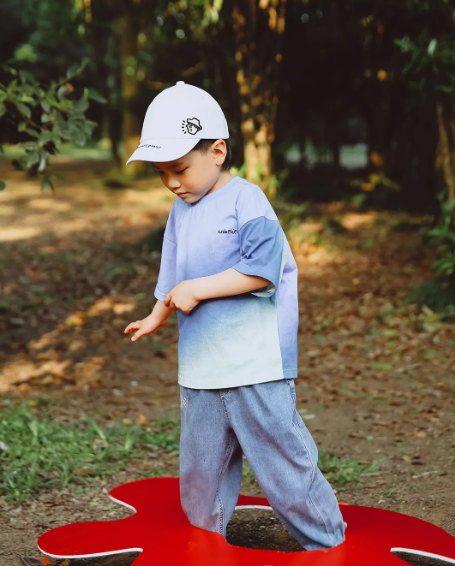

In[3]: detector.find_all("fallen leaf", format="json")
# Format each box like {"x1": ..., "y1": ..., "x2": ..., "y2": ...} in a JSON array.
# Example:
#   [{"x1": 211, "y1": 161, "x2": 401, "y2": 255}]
[
  {"x1": 136, "y1": 413, "x2": 147, "y2": 426},
  {"x1": 414, "y1": 431, "x2": 427, "y2": 438},
  {"x1": 65, "y1": 311, "x2": 86, "y2": 327},
  {"x1": 72, "y1": 468, "x2": 95, "y2": 477}
]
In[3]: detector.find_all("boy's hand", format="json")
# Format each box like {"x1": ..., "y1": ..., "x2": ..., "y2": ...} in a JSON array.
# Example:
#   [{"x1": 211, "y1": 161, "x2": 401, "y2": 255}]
[
  {"x1": 124, "y1": 313, "x2": 165, "y2": 342},
  {"x1": 164, "y1": 280, "x2": 199, "y2": 314}
]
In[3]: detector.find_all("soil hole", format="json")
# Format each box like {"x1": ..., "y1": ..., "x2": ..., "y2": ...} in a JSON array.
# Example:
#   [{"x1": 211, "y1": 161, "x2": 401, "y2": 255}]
[
  {"x1": 393, "y1": 551, "x2": 455, "y2": 566},
  {"x1": 226, "y1": 508, "x2": 304, "y2": 552},
  {"x1": 59, "y1": 554, "x2": 140, "y2": 566}
]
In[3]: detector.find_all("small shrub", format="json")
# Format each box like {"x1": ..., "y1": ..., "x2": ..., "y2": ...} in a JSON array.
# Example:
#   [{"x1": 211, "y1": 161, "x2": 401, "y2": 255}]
[
  {"x1": 323, "y1": 217, "x2": 347, "y2": 234},
  {"x1": 405, "y1": 279, "x2": 455, "y2": 316}
]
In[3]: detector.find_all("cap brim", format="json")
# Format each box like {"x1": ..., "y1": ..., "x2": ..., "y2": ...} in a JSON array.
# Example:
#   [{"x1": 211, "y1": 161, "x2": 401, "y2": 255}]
[{"x1": 126, "y1": 138, "x2": 200, "y2": 165}]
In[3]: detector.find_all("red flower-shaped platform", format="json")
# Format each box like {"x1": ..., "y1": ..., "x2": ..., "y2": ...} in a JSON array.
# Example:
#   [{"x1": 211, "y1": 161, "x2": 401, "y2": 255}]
[{"x1": 38, "y1": 477, "x2": 455, "y2": 565}]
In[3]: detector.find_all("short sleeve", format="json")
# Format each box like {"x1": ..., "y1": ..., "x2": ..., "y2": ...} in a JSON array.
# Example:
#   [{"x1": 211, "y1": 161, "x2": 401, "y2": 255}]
[
  {"x1": 232, "y1": 184, "x2": 286, "y2": 298},
  {"x1": 154, "y1": 202, "x2": 178, "y2": 302}
]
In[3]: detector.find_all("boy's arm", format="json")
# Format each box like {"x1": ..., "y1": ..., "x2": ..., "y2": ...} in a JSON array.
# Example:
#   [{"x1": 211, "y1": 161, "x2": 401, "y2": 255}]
[
  {"x1": 192, "y1": 269, "x2": 271, "y2": 301},
  {"x1": 153, "y1": 298, "x2": 176, "y2": 319}
]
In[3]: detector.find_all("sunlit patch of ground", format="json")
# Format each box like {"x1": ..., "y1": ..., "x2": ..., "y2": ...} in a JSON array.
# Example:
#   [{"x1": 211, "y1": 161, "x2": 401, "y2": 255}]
[
  {"x1": 1, "y1": 157, "x2": 454, "y2": 562},
  {"x1": 0, "y1": 158, "x2": 171, "y2": 243}
]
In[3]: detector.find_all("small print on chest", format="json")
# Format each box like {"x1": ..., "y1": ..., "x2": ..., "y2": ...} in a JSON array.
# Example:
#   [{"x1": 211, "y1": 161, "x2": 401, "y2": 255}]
[{"x1": 218, "y1": 228, "x2": 238, "y2": 234}]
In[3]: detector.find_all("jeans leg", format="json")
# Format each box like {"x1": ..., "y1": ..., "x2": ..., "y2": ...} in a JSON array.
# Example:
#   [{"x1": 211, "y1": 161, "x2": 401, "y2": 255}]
[
  {"x1": 179, "y1": 386, "x2": 243, "y2": 536},
  {"x1": 224, "y1": 379, "x2": 346, "y2": 551}
]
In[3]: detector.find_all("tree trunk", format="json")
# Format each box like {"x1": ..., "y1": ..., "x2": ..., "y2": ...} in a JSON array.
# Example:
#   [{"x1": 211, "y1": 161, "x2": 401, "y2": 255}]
[
  {"x1": 436, "y1": 99, "x2": 455, "y2": 204},
  {"x1": 120, "y1": 14, "x2": 145, "y2": 174},
  {"x1": 232, "y1": 0, "x2": 286, "y2": 198}
]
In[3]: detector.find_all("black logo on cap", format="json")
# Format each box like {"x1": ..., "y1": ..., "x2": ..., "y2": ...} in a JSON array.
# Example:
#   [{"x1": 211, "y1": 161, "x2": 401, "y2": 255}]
[{"x1": 182, "y1": 118, "x2": 202, "y2": 135}]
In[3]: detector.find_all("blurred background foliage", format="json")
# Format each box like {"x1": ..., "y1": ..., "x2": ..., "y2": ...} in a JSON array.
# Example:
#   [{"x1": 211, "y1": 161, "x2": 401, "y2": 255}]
[{"x1": 2, "y1": 0, "x2": 455, "y2": 220}]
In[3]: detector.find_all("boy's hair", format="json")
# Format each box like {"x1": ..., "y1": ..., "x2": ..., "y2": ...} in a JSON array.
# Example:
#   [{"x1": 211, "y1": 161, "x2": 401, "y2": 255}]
[{"x1": 192, "y1": 139, "x2": 232, "y2": 171}]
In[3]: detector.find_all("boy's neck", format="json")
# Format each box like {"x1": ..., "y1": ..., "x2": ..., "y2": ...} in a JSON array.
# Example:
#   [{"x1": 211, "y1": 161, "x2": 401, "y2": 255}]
[{"x1": 205, "y1": 170, "x2": 235, "y2": 197}]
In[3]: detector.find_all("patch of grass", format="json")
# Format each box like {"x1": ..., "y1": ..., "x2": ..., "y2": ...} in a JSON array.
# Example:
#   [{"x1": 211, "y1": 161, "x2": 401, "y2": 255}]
[
  {"x1": 0, "y1": 402, "x2": 379, "y2": 503},
  {"x1": 318, "y1": 452, "x2": 380, "y2": 484},
  {"x1": 0, "y1": 402, "x2": 179, "y2": 502},
  {"x1": 405, "y1": 279, "x2": 455, "y2": 317},
  {"x1": 243, "y1": 452, "x2": 379, "y2": 487},
  {"x1": 243, "y1": 459, "x2": 258, "y2": 486}
]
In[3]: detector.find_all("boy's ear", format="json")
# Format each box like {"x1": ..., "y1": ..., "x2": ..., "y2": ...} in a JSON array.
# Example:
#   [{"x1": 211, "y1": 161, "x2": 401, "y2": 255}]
[{"x1": 211, "y1": 139, "x2": 226, "y2": 166}]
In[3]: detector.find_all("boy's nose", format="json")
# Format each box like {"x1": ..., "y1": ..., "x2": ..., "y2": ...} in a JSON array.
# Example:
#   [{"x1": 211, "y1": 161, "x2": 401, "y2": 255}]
[{"x1": 167, "y1": 176, "x2": 181, "y2": 190}]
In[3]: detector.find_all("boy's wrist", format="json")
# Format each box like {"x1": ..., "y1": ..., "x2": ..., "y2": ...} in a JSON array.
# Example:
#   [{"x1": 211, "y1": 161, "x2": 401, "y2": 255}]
[
  {"x1": 191, "y1": 277, "x2": 209, "y2": 302},
  {"x1": 152, "y1": 300, "x2": 174, "y2": 319}
]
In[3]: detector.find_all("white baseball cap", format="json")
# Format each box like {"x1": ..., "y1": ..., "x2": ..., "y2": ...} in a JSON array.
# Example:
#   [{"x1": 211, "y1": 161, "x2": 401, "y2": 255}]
[{"x1": 126, "y1": 81, "x2": 229, "y2": 164}]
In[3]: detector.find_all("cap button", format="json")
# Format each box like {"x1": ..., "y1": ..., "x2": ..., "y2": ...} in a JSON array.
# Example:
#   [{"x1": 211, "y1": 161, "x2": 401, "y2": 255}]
[{"x1": 176, "y1": 81, "x2": 185, "y2": 86}]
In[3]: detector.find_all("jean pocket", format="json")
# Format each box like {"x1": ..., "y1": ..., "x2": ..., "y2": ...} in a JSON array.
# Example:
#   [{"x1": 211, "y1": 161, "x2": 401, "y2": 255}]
[{"x1": 286, "y1": 379, "x2": 305, "y2": 429}]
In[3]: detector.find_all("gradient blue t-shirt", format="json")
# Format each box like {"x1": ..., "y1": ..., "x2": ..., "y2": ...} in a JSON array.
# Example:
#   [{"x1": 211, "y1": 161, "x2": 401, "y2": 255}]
[{"x1": 154, "y1": 175, "x2": 298, "y2": 389}]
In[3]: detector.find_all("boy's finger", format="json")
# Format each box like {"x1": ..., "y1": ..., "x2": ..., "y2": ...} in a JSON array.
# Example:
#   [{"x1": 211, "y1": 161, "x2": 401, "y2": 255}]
[
  {"x1": 124, "y1": 324, "x2": 138, "y2": 333},
  {"x1": 131, "y1": 328, "x2": 147, "y2": 341}
]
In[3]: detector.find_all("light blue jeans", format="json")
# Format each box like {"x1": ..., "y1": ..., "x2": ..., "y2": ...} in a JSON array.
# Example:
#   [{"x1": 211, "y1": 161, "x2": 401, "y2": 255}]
[{"x1": 179, "y1": 378, "x2": 346, "y2": 551}]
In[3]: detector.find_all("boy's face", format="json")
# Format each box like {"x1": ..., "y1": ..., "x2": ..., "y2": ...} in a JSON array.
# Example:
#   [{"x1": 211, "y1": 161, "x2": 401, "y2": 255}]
[{"x1": 151, "y1": 140, "x2": 227, "y2": 204}]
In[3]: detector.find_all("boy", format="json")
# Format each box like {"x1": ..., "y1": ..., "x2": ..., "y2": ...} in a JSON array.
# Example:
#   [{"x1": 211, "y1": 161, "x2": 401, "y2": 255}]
[{"x1": 124, "y1": 81, "x2": 345, "y2": 550}]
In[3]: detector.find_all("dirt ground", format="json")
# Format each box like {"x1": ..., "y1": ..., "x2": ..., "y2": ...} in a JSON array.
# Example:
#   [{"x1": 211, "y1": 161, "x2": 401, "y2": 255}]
[{"x1": 0, "y1": 158, "x2": 454, "y2": 565}]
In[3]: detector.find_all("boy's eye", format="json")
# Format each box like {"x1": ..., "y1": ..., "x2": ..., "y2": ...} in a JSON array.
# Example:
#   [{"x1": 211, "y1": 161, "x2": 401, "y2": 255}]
[{"x1": 176, "y1": 168, "x2": 187, "y2": 174}]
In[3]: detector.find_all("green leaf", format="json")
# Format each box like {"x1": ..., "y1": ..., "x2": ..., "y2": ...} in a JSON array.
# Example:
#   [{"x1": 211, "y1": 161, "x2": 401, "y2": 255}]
[
  {"x1": 66, "y1": 62, "x2": 81, "y2": 78},
  {"x1": 73, "y1": 130, "x2": 86, "y2": 146},
  {"x1": 38, "y1": 131, "x2": 52, "y2": 144},
  {"x1": 41, "y1": 100, "x2": 51, "y2": 113},
  {"x1": 57, "y1": 85, "x2": 68, "y2": 100},
  {"x1": 7, "y1": 78, "x2": 18, "y2": 94},
  {"x1": 73, "y1": 96, "x2": 89, "y2": 113},
  {"x1": 436, "y1": 85, "x2": 454, "y2": 94},
  {"x1": 25, "y1": 151, "x2": 40, "y2": 167},
  {"x1": 41, "y1": 176, "x2": 54, "y2": 191},
  {"x1": 87, "y1": 88, "x2": 107, "y2": 104},
  {"x1": 369, "y1": 362, "x2": 393, "y2": 371},
  {"x1": 15, "y1": 102, "x2": 31, "y2": 119},
  {"x1": 20, "y1": 141, "x2": 37, "y2": 149},
  {"x1": 0, "y1": 180, "x2": 5, "y2": 191},
  {"x1": 81, "y1": 122, "x2": 94, "y2": 136},
  {"x1": 18, "y1": 70, "x2": 34, "y2": 83},
  {"x1": 51, "y1": 136, "x2": 62, "y2": 150},
  {"x1": 25, "y1": 128, "x2": 39, "y2": 138},
  {"x1": 41, "y1": 113, "x2": 50, "y2": 123},
  {"x1": 0, "y1": 102, "x2": 5, "y2": 118},
  {"x1": 58, "y1": 130, "x2": 74, "y2": 141},
  {"x1": 428, "y1": 38, "x2": 438, "y2": 56}
]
